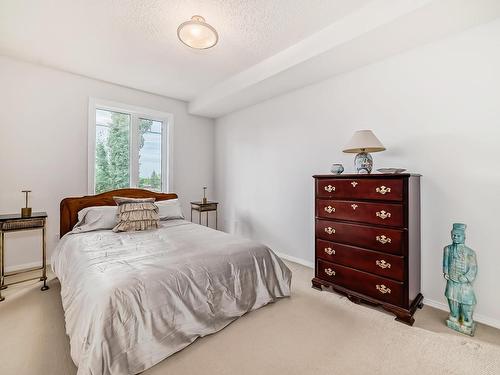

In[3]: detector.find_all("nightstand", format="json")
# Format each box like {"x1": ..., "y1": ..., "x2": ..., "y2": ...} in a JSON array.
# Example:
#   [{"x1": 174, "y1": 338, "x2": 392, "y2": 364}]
[
  {"x1": 0, "y1": 212, "x2": 49, "y2": 302},
  {"x1": 190, "y1": 201, "x2": 218, "y2": 229}
]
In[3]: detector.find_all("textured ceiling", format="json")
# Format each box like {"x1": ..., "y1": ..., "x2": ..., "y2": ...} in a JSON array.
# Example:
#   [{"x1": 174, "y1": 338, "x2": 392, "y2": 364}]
[
  {"x1": 0, "y1": 0, "x2": 371, "y2": 101},
  {"x1": 190, "y1": 0, "x2": 500, "y2": 117}
]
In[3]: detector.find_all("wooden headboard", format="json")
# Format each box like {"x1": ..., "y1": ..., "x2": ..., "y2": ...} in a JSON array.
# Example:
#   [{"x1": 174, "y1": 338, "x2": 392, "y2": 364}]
[{"x1": 60, "y1": 188, "x2": 178, "y2": 237}]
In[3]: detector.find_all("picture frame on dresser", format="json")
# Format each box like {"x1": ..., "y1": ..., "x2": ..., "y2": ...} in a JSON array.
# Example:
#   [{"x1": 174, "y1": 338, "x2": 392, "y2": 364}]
[{"x1": 312, "y1": 174, "x2": 423, "y2": 325}]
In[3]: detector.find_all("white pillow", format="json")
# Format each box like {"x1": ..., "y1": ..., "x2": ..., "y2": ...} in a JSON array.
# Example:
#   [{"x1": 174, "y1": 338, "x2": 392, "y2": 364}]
[
  {"x1": 157, "y1": 199, "x2": 184, "y2": 220},
  {"x1": 72, "y1": 205, "x2": 118, "y2": 233}
]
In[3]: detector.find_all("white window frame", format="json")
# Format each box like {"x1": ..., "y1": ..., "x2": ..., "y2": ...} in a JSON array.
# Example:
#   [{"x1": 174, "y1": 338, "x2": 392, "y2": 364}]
[{"x1": 88, "y1": 98, "x2": 174, "y2": 194}]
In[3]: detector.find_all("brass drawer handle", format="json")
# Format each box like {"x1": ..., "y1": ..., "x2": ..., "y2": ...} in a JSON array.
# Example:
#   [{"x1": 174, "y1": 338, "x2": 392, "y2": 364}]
[
  {"x1": 376, "y1": 284, "x2": 391, "y2": 294},
  {"x1": 324, "y1": 268, "x2": 336, "y2": 276},
  {"x1": 351, "y1": 204, "x2": 358, "y2": 210},
  {"x1": 324, "y1": 185, "x2": 335, "y2": 192},
  {"x1": 375, "y1": 186, "x2": 391, "y2": 195},
  {"x1": 376, "y1": 210, "x2": 391, "y2": 220},
  {"x1": 324, "y1": 247, "x2": 335, "y2": 255},
  {"x1": 351, "y1": 181, "x2": 358, "y2": 187},
  {"x1": 324, "y1": 205, "x2": 335, "y2": 213},
  {"x1": 376, "y1": 235, "x2": 391, "y2": 244},
  {"x1": 376, "y1": 260, "x2": 391, "y2": 269},
  {"x1": 324, "y1": 227, "x2": 335, "y2": 235}
]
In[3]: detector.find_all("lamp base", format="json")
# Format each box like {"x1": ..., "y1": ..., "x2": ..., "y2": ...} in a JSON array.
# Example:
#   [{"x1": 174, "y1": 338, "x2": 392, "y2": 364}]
[{"x1": 354, "y1": 152, "x2": 373, "y2": 174}]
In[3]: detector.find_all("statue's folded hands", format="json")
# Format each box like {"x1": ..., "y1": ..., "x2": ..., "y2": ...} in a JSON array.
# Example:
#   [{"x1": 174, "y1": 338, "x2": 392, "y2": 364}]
[{"x1": 459, "y1": 275, "x2": 468, "y2": 283}]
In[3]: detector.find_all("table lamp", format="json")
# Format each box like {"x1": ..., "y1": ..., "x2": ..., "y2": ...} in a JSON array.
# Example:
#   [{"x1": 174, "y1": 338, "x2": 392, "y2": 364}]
[{"x1": 343, "y1": 130, "x2": 385, "y2": 174}]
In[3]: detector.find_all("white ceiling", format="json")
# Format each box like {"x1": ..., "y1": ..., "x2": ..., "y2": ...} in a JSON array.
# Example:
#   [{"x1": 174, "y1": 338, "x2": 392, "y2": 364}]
[
  {"x1": 0, "y1": 0, "x2": 370, "y2": 100},
  {"x1": 1, "y1": 0, "x2": 500, "y2": 118}
]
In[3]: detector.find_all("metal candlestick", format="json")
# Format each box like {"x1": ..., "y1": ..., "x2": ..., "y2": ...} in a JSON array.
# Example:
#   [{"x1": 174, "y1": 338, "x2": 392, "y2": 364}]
[
  {"x1": 202, "y1": 187, "x2": 208, "y2": 204},
  {"x1": 21, "y1": 190, "x2": 32, "y2": 217}
]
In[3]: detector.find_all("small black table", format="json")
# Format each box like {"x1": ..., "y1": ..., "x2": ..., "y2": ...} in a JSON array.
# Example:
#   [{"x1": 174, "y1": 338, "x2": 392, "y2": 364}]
[
  {"x1": 190, "y1": 201, "x2": 218, "y2": 229},
  {"x1": 0, "y1": 212, "x2": 49, "y2": 302}
]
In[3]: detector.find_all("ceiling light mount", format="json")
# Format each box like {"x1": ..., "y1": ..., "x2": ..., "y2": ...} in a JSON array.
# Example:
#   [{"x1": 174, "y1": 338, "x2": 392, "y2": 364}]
[{"x1": 177, "y1": 15, "x2": 218, "y2": 50}]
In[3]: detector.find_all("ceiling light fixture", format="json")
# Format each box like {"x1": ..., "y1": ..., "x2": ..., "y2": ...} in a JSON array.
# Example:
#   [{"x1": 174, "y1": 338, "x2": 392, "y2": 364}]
[{"x1": 177, "y1": 15, "x2": 218, "y2": 49}]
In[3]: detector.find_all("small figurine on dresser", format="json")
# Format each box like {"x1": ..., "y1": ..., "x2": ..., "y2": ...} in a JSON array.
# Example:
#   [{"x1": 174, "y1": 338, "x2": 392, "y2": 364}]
[{"x1": 443, "y1": 223, "x2": 477, "y2": 336}]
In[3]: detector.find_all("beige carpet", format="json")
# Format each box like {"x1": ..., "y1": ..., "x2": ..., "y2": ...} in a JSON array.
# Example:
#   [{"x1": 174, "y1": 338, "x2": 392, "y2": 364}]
[{"x1": 0, "y1": 261, "x2": 499, "y2": 375}]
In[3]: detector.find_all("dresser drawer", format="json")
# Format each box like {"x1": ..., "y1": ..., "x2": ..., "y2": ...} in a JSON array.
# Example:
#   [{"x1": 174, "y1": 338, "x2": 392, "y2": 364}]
[
  {"x1": 316, "y1": 178, "x2": 403, "y2": 201},
  {"x1": 317, "y1": 259, "x2": 403, "y2": 306},
  {"x1": 316, "y1": 200, "x2": 404, "y2": 227},
  {"x1": 316, "y1": 219, "x2": 404, "y2": 255},
  {"x1": 316, "y1": 239, "x2": 404, "y2": 281}
]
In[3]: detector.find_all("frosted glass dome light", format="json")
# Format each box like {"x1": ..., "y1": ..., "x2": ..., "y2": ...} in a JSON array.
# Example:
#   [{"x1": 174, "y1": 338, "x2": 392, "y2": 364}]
[{"x1": 177, "y1": 15, "x2": 218, "y2": 49}]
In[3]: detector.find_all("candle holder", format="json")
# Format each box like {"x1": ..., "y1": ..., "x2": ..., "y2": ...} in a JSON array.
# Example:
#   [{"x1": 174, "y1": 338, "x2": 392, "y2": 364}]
[
  {"x1": 21, "y1": 190, "x2": 32, "y2": 217},
  {"x1": 202, "y1": 187, "x2": 208, "y2": 204}
]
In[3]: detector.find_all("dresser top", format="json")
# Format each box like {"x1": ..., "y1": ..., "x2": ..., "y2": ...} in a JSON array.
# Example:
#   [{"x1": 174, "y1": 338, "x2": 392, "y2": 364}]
[
  {"x1": 0, "y1": 212, "x2": 47, "y2": 222},
  {"x1": 313, "y1": 173, "x2": 421, "y2": 178}
]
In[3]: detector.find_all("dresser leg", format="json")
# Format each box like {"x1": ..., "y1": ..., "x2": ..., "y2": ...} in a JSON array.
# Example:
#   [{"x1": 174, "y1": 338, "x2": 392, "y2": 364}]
[
  {"x1": 311, "y1": 278, "x2": 323, "y2": 290},
  {"x1": 394, "y1": 313, "x2": 415, "y2": 326},
  {"x1": 382, "y1": 305, "x2": 416, "y2": 326},
  {"x1": 347, "y1": 295, "x2": 362, "y2": 304}
]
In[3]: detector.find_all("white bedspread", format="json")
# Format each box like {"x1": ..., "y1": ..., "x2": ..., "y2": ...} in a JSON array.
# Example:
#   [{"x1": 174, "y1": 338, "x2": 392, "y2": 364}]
[{"x1": 52, "y1": 220, "x2": 291, "y2": 375}]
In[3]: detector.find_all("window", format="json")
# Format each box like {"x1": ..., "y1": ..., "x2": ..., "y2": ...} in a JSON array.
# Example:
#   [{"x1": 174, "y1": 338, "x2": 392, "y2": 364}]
[{"x1": 88, "y1": 99, "x2": 173, "y2": 194}]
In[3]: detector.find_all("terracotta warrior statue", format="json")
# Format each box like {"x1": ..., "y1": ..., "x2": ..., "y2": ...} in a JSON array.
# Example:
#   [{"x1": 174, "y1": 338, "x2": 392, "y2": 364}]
[{"x1": 443, "y1": 223, "x2": 477, "y2": 336}]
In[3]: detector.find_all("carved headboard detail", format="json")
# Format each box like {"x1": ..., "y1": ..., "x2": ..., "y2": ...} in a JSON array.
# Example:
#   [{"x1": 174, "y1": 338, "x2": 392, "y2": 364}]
[{"x1": 60, "y1": 188, "x2": 178, "y2": 237}]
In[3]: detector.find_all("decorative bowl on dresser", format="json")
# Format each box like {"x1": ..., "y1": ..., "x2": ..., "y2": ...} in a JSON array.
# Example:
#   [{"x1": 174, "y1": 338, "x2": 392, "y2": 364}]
[{"x1": 312, "y1": 174, "x2": 423, "y2": 325}]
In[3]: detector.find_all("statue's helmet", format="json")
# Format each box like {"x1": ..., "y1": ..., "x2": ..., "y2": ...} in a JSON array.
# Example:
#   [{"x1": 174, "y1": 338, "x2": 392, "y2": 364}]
[{"x1": 452, "y1": 223, "x2": 467, "y2": 232}]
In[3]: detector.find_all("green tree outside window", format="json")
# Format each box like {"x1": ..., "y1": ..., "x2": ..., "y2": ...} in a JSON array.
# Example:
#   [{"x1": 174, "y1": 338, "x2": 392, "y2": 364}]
[{"x1": 95, "y1": 114, "x2": 160, "y2": 193}]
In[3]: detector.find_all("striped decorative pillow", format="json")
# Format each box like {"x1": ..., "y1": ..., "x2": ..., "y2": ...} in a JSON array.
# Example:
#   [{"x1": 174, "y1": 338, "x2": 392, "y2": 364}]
[{"x1": 112, "y1": 197, "x2": 160, "y2": 232}]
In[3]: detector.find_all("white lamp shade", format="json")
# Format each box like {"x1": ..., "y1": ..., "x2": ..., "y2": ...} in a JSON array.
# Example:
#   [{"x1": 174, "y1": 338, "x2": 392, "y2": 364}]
[
  {"x1": 343, "y1": 130, "x2": 386, "y2": 153},
  {"x1": 177, "y1": 15, "x2": 218, "y2": 49}
]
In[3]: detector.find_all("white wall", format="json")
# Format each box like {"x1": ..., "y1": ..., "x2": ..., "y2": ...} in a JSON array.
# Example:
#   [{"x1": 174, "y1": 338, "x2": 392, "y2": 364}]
[
  {"x1": 215, "y1": 19, "x2": 500, "y2": 327},
  {"x1": 0, "y1": 56, "x2": 214, "y2": 269}
]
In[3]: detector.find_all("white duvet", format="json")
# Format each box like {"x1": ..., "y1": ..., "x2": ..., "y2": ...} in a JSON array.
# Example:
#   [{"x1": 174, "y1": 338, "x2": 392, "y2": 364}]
[{"x1": 52, "y1": 220, "x2": 291, "y2": 375}]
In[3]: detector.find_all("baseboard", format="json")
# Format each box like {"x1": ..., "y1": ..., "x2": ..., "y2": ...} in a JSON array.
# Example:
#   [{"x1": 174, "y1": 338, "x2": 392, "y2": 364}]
[
  {"x1": 5, "y1": 261, "x2": 45, "y2": 273},
  {"x1": 274, "y1": 251, "x2": 500, "y2": 331},
  {"x1": 424, "y1": 298, "x2": 500, "y2": 330},
  {"x1": 275, "y1": 251, "x2": 314, "y2": 269}
]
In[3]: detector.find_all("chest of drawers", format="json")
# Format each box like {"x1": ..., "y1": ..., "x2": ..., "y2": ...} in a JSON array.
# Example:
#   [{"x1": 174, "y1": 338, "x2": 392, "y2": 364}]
[{"x1": 312, "y1": 174, "x2": 423, "y2": 325}]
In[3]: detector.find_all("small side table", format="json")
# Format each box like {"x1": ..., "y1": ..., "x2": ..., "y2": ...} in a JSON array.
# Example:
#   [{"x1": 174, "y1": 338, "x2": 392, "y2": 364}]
[
  {"x1": 0, "y1": 212, "x2": 49, "y2": 302},
  {"x1": 190, "y1": 201, "x2": 218, "y2": 229}
]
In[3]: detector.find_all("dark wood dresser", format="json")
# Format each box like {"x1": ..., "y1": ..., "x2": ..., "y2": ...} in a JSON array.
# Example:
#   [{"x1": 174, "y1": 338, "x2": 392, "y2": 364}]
[{"x1": 312, "y1": 174, "x2": 423, "y2": 325}]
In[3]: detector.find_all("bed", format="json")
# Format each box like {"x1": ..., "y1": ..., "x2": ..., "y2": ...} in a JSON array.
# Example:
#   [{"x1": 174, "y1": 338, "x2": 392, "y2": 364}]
[{"x1": 52, "y1": 189, "x2": 292, "y2": 375}]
